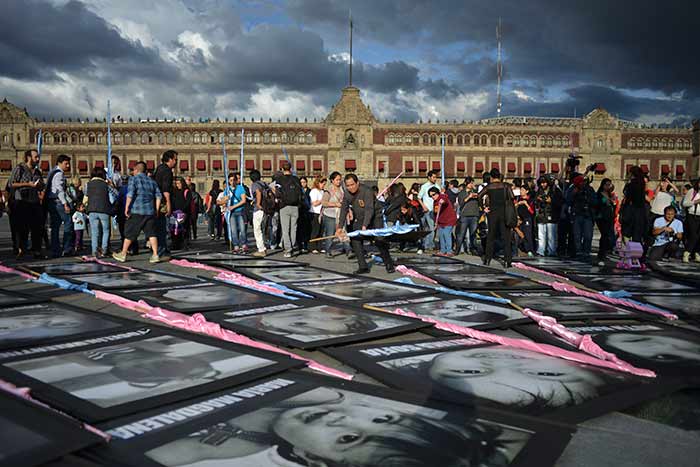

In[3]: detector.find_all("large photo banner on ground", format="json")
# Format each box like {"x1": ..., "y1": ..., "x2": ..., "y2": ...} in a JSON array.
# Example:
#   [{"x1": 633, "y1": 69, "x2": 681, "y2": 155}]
[
  {"x1": 91, "y1": 371, "x2": 573, "y2": 467},
  {"x1": 324, "y1": 336, "x2": 684, "y2": 423}
]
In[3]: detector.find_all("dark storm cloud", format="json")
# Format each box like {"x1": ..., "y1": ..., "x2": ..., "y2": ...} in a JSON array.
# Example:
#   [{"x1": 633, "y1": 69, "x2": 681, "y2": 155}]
[
  {"x1": 0, "y1": 0, "x2": 175, "y2": 82},
  {"x1": 286, "y1": 0, "x2": 700, "y2": 100}
]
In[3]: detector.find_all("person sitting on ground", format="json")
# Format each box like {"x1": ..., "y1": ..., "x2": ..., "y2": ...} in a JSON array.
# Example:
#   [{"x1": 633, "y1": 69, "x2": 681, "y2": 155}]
[
  {"x1": 112, "y1": 161, "x2": 162, "y2": 263},
  {"x1": 648, "y1": 205, "x2": 683, "y2": 261}
]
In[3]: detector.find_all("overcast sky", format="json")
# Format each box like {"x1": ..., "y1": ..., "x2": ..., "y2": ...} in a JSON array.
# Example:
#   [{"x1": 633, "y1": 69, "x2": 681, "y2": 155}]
[{"x1": 1, "y1": 0, "x2": 698, "y2": 124}]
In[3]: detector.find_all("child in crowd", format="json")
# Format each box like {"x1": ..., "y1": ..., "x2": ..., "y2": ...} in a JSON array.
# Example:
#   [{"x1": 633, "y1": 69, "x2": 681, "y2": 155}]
[{"x1": 72, "y1": 203, "x2": 86, "y2": 253}]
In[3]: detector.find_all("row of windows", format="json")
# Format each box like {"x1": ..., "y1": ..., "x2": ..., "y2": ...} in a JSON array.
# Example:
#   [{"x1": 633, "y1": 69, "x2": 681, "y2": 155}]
[
  {"x1": 385, "y1": 133, "x2": 572, "y2": 148},
  {"x1": 0, "y1": 133, "x2": 21, "y2": 144},
  {"x1": 37, "y1": 131, "x2": 317, "y2": 146},
  {"x1": 627, "y1": 138, "x2": 691, "y2": 150}
]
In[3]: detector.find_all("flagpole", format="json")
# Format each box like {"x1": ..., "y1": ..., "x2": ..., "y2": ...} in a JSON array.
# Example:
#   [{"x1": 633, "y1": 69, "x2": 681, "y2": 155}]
[
  {"x1": 440, "y1": 134, "x2": 446, "y2": 188},
  {"x1": 239, "y1": 128, "x2": 245, "y2": 187},
  {"x1": 37, "y1": 128, "x2": 43, "y2": 157},
  {"x1": 107, "y1": 100, "x2": 113, "y2": 179}
]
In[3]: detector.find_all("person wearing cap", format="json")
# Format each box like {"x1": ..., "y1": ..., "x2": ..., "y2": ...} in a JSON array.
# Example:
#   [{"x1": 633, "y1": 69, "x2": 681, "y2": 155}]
[{"x1": 564, "y1": 174, "x2": 598, "y2": 262}]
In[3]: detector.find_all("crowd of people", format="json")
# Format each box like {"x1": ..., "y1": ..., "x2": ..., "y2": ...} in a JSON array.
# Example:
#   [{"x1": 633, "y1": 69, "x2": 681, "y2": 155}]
[{"x1": 3, "y1": 149, "x2": 700, "y2": 269}]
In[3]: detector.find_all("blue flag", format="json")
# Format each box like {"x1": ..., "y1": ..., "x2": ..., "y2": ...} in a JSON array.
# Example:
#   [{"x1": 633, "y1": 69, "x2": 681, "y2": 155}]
[{"x1": 107, "y1": 100, "x2": 113, "y2": 179}]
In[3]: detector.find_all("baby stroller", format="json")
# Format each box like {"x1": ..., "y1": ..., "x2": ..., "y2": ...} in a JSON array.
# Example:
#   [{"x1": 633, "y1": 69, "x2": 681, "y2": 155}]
[
  {"x1": 615, "y1": 239, "x2": 646, "y2": 271},
  {"x1": 169, "y1": 210, "x2": 188, "y2": 250}
]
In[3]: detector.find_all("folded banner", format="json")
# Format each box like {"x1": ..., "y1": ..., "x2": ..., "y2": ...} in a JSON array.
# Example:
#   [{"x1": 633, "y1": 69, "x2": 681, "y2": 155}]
[
  {"x1": 93, "y1": 291, "x2": 352, "y2": 380},
  {"x1": 520, "y1": 308, "x2": 655, "y2": 377},
  {"x1": 37, "y1": 273, "x2": 94, "y2": 294},
  {"x1": 0, "y1": 379, "x2": 111, "y2": 441},
  {"x1": 0, "y1": 264, "x2": 35, "y2": 280},
  {"x1": 512, "y1": 262, "x2": 569, "y2": 281},
  {"x1": 395, "y1": 265, "x2": 439, "y2": 284},
  {"x1": 551, "y1": 281, "x2": 678, "y2": 320},
  {"x1": 388, "y1": 307, "x2": 656, "y2": 378},
  {"x1": 346, "y1": 223, "x2": 420, "y2": 238},
  {"x1": 393, "y1": 276, "x2": 512, "y2": 304}
]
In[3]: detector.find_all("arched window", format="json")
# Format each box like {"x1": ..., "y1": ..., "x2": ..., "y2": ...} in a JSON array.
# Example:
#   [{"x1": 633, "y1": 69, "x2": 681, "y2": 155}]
[
  {"x1": 297, "y1": 132, "x2": 305, "y2": 143},
  {"x1": 307, "y1": 133, "x2": 314, "y2": 144},
  {"x1": 530, "y1": 135, "x2": 537, "y2": 147},
  {"x1": 97, "y1": 133, "x2": 103, "y2": 144},
  {"x1": 447, "y1": 135, "x2": 454, "y2": 145},
  {"x1": 263, "y1": 132, "x2": 270, "y2": 144},
  {"x1": 481, "y1": 135, "x2": 488, "y2": 146},
  {"x1": 245, "y1": 132, "x2": 253, "y2": 144},
  {"x1": 253, "y1": 132, "x2": 261, "y2": 144},
  {"x1": 70, "y1": 133, "x2": 77, "y2": 144},
  {"x1": 514, "y1": 135, "x2": 521, "y2": 147},
  {"x1": 422, "y1": 134, "x2": 429, "y2": 145},
  {"x1": 563, "y1": 136, "x2": 570, "y2": 147},
  {"x1": 271, "y1": 133, "x2": 278, "y2": 143},
  {"x1": 506, "y1": 135, "x2": 513, "y2": 147},
  {"x1": 555, "y1": 136, "x2": 562, "y2": 147},
  {"x1": 113, "y1": 133, "x2": 121, "y2": 144},
  {"x1": 677, "y1": 139, "x2": 683, "y2": 149},
  {"x1": 123, "y1": 133, "x2": 130, "y2": 145},
  {"x1": 661, "y1": 139, "x2": 668, "y2": 149},
  {"x1": 596, "y1": 138, "x2": 604, "y2": 148},
  {"x1": 1, "y1": 134, "x2": 7, "y2": 144},
  {"x1": 456, "y1": 134, "x2": 463, "y2": 145},
  {"x1": 523, "y1": 136, "x2": 530, "y2": 147},
  {"x1": 281, "y1": 132, "x2": 288, "y2": 143},
  {"x1": 141, "y1": 132, "x2": 148, "y2": 144},
  {"x1": 79, "y1": 133, "x2": 86, "y2": 144},
  {"x1": 473, "y1": 135, "x2": 480, "y2": 146},
  {"x1": 183, "y1": 132, "x2": 191, "y2": 144},
  {"x1": 490, "y1": 135, "x2": 497, "y2": 146},
  {"x1": 540, "y1": 135, "x2": 546, "y2": 147},
  {"x1": 88, "y1": 133, "x2": 95, "y2": 144},
  {"x1": 413, "y1": 134, "x2": 420, "y2": 145},
  {"x1": 132, "y1": 132, "x2": 138, "y2": 144},
  {"x1": 668, "y1": 139, "x2": 674, "y2": 149},
  {"x1": 57, "y1": 133, "x2": 64, "y2": 144},
  {"x1": 176, "y1": 133, "x2": 183, "y2": 144},
  {"x1": 546, "y1": 136, "x2": 553, "y2": 147},
  {"x1": 193, "y1": 133, "x2": 201, "y2": 144},
  {"x1": 158, "y1": 133, "x2": 165, "y2": 144},
  {"x1": 430, "y1": 134, "x2": 437, "y2": 145},
  {"x1": 498, "y1": 135, "x2": 504, "y2": 146},
  {"x1": 685, "y1": 140, "x2": 691, "y2": 150},
  {"x1": 148, "y1": 133, "x2": 156, "y2": 144},
  {"x1": 652, "y1": 139, "x2": 659, "y2": 149},
  {"x1": 210, "y1": 133, "x2": 217, "y2": 144},
  {"x1": 166, "y1": 133, "x2": 173, "y2": 144},
  {"x1": 228, "y1": 132, "x2": 236, "y2": 144},
  {"x1": 387, "y1": 134, "x2": 394, "y2": 145},
  {"x1": 644, "y1": 139, "x2": 651, "y2": 149}
]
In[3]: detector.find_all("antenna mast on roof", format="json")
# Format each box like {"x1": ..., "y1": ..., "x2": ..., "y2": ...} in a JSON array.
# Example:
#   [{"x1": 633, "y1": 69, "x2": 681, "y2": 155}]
[
  {"x1": 349, "y1": 10, "x2": 353, "y2": 86},
  {"x1": 496, "y1": 17, "x2": 503, "y2": 117}
]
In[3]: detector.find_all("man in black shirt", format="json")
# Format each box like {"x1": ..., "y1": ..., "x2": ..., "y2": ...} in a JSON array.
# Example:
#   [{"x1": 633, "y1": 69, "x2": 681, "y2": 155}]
[
  {"x1": 276, "y1": 162, "x2": 302, "y2": 257},
  {"x1": 455, "y1": 176, "x2": 480, "y2": 255},
  {"x1": 153, "y1": 150, "x2": 177, "y2": 258},
  {"x1": 336, "y1": 174, "x2": 395, "y2": 274},
  {"x1": 8, "y1": 150, "x2": 45, "y2": 258}
]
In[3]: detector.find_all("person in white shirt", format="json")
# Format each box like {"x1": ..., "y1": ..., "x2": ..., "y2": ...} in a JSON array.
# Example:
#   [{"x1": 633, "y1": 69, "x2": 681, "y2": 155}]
[
  {"x1": 71, "y1": 203, "x2": 87, "y2": 253},
  {"x1": 648, "y1": 205, "x2": 683, "y2": 261},
  {"x1": 650, "y1": 177, "x2": 678, "y2": 219},
  {"x1": 308, "y1": 176, "x2": 326, "y2": 253},
  {"x1": 417, "y1": 170, "x2": 441, "y2": 253},
  {"x1": 47, "y1": 154, "x2": 74, "y2": 257},
  {"x1": 682, "y1": 178, "x2": 700, "y2": 263}
]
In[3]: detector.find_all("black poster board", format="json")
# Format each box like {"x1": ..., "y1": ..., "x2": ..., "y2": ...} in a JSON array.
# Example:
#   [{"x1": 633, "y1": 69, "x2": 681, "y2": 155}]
[
  {"x1": 567, "y1": 273, "x2": 695, "y2": 292},
  {"x1": 0, "y1": 327, "x2": 301, "y2": 422},
  {"x1": 208, "y1": 302, "x2": 428, "y2": 349},
  {"x1": 648, "y1": 260, "x2": 700, "y2": 286},
  {"x1": 0, "y1": 290, "x2": 46, "y2": 307},
  {"x1": 63, "y1": 270, "x2": 198, "y2": 290},
  {"x1": 208, "y1": 258, "x2": 304, "y2": 269},
  {"x1": 429, "y1": 272, "x2": 549, "y2": 291},
  {"x1": 0, "y1": 302, "x2": 137, "y2": 350},
  {"x1": 324, "y1": 336, "x2": 683, "y2": 423},
  {"x1": 0, "y1": 392, "x2": 104, "y2": 467},
  {"x1": 496, "y1": 291, "x2": 639, "y2": 319},
  {"x1": 413, "y1": 262, "x2": 502, "y2": 275},
  {"x1": 242, "y1": 266, "x2": 348, "y2": 283},
  {"x1": 364, "y1": 295, "x2": 529, "y2": 330},
  {"x1": 288, "y1": 277, "x2": 427, "y2": 302},
  {"x1": 515, "y1": 319, "x2": 700, "y2": 383},
  {"x1": 632, "y1": 293, "x2": 700, "y2": 322},
  {"x1": 21, "y1": 261, "x2": 129, "y2": 276},
  {"x1": 90, "y1": 371, "x2": 573, "y2": 467},
  {"x1": 396, "y1": 255, "x2": 463, "y2": 265},
  {"x1": 121, "y1": 281, "x2": 285, "y2": 313}
]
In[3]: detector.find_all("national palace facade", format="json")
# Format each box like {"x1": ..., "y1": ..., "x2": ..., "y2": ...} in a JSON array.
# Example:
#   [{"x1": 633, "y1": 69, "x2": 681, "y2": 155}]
[{"x1": 1, "y1": 86, "x2": 697, "y2": 192}]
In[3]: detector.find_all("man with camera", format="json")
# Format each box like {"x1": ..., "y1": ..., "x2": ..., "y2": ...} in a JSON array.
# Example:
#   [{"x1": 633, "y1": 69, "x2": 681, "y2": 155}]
[
  {"x1": 648, "y1": 205, "x2": 683, "y2": 261},
  {"x1": 534, "y1": 175, "x2": 563, "y2": 256},
  {"x1": 563, "y1": 172, "x2": 598, "y2": 262}
]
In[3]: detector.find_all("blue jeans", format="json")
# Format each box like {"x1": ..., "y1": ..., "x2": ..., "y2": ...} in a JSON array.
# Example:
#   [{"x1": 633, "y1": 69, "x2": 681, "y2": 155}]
[
  {"x1": 48, "y1": 200, "x2": 73, "y2": 257},
  {"x1": 572, "y1": 216, "x2": 593, "y2": 260},
  {"x1": 155, "y1": 214, "x2": 168, "y2": 256},
  {"x1": 228, "y1": 212, "x2": 247, "y2": 247},
  {"x1": 89, "y1": 212, "x2": 111, "y2": 255},
  {"x1": 422, "y1": 212, "x2": 435, "y2": 249},
  {"x1": 438, "y1": 226, "x2": 453, "y2": 253},
  {"x1": 537, "y1": 223, "x2": 558, "y2": 256},
  {"x1": 456, "y1": 216, "x2": 478, "y2": 253}
]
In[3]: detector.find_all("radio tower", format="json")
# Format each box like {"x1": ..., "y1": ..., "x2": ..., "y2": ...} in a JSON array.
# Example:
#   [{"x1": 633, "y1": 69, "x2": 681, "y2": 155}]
[{"x1": 496, "y1": 17, "x2": 503, "y2": 117}]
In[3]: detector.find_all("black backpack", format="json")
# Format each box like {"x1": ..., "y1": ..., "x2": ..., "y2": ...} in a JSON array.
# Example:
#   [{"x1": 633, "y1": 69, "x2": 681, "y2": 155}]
[
  {"x1": 279, "y1": 175, "x2": 301, "y2": 207},
  {"x1": 259, "y1": 183, "x2": 280, "y2": 216}
]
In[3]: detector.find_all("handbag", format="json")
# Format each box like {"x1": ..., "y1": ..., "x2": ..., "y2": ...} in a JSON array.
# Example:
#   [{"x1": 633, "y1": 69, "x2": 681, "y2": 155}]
[{"x1": 503, "y1": 186, "x2": 518, "y2": 228}]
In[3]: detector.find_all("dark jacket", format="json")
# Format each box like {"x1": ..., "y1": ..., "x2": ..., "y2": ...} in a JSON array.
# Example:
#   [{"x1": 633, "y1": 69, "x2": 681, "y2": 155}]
[
  {"x1": 535, "y1": 186, "x2": 563, "y2": 224},
  {"x1": 384, "y1": 194, "x2": 407, "y2": 223},
  {"x1": 86, "y1": 178, "x2": 113, "y2": 214},
  {"x1": 339, "y1": 184, "x2": 382, "y2": 230}
]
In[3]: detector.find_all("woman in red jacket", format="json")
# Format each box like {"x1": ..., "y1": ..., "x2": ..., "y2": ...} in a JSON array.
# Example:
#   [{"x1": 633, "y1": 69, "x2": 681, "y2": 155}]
[{"x1": 430, "y1": 187, "x2": 457, "y2": 256}]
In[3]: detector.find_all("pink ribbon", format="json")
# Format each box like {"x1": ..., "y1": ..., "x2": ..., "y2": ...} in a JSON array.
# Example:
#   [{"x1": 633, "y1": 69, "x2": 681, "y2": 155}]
[
  {"x1": 170, "y1": 259, "x2": 291, "y2": 298},
  {"x1": 93, "y1": 291, "x2": 352, "y2": 380},
  {"x1": 0, "y1": 264, "x2": 35, "y2": 280},
  {"x1": 512, "y1": 262, "x2": 569, "y2": 281},
  {"x1": 0, "y1": 379, "x2": 111, "y2": 441},
  {"x1": 389, "y1": 307, "x2": 656, "y2": 378},
  {"x1": 395, "y1": 265, "x2": 439, "y2": 284},
  {"x1": 551, "y1": 281, "x2": 678, "y2": 320},
  {"x1": 81, "y1": 255, "x2": 136, "y2": 272},
  {"x1": 520, "y1": 308, "x2": 655, "y2": 377}
]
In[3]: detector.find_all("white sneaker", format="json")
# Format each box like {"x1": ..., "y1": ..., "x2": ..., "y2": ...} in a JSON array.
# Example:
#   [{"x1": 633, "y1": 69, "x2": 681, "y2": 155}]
[
  {"x1": 683, "y1": 252, "x2": 690, "y2": 263},
  {"x1": 417, "y1": 249, "x2": 423, "y2": 255},
  {"x1": 694, "y1": 255, "x2": 700, "y2": 263},
  {"x1": 283, "y1": 252, "x2": 292, "y2": 258}
]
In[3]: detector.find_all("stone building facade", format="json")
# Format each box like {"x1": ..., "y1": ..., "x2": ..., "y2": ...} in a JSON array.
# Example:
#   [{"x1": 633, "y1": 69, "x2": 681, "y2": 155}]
[{"x1": 0, "y1": 87, "x2": 696, "y2": 192}]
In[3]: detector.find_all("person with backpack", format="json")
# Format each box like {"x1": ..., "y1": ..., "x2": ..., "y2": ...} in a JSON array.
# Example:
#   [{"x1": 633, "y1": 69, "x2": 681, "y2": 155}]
[
  {"x1": 8, "y1": 150, "x2": 45, "y2": 259},
  {"x1": 276, "y1": 162, "x2": 302, "y2": 258},
  {"x1": 205, "y1": 180, "x2": 222, "y2": 240},
  {"x1": 250, "y1": 169, "x2": 272, "y2": 257},
  {"x1": 85, "y1": 166, "x2": 118, "y2": 257},
  {"x1": 46, "y1": 154, "x2": 74, "y2": 258}
]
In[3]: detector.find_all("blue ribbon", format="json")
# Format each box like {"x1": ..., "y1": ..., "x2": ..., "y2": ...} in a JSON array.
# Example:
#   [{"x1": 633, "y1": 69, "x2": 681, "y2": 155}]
[
  {"x1": 36, "y1": 273, "x2": 94, "y2": 295},
  {"x1": 259, "y1": 281, "x2": 311, "y2": 299},
  {"x1": 393, "y1": 277, "x2": 511, "y2": 304}
]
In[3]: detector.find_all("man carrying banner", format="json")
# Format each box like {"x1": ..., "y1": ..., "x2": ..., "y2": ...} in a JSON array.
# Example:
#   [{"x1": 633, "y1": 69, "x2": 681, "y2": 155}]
[{"x1": 336, "y1": 174, "x2": 395, "y2": 274}]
